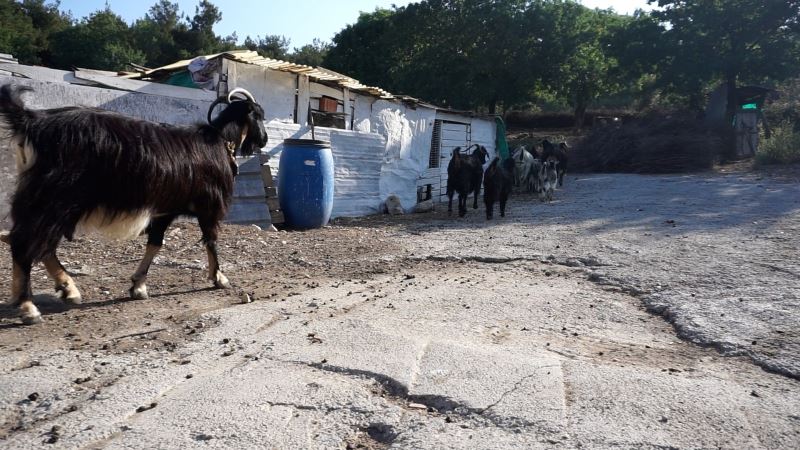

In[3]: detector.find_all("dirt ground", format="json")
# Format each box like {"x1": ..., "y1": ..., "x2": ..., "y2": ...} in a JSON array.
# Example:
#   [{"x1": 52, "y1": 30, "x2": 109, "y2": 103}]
[
  {"x1": 1, "y1": 164, "x2": 799, "y2": 448},
  {"x1": 0, "y1": 222, "x2": 408, "y2": 357}
]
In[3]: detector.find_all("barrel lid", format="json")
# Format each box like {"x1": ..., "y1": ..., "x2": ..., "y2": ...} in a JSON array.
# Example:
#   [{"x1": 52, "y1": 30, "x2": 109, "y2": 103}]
[{"x1": 283, "y1": 138, "x2": 330, "y2": 146}]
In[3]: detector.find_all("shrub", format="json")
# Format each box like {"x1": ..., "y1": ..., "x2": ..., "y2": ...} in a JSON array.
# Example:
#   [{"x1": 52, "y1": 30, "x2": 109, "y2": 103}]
[{"x1": 756, "y1": 120, "x2": 800, "y2": 166}]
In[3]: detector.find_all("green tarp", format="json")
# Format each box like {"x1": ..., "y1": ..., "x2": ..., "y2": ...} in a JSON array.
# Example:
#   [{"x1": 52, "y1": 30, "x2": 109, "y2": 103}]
[{"x1": 495, "y1": 116, "x2": 510, "y2": 161}]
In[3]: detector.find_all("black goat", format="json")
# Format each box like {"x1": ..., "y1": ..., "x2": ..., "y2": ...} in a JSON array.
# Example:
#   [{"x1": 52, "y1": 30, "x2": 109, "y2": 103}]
[
  {"x1": 0, "y1": 84, "x2": 268, "y2": 325},
  {"x1": 446, "y1": 144, "x2": 488, "y2": 217},
  {"x1": 541, "y1": 139, "x2": 569, "y2": 187},
  {"x1": 483, "y1": 157, "x2": 516, "y2": 219}
]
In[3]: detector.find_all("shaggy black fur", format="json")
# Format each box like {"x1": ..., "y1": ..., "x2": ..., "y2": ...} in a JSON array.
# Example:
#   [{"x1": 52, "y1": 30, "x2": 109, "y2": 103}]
[
  {"x1": 0, "y1": 84, "x2": 267, "y2": 318},
  {"x1": 541, "y1": 139, "x2": 568, "y2": 187},
  {"x1": 483, "y1": 157, "x2": 515, "y2": 220},
  {"x1": 446, "y1": 144, "x2": 488, "y2": 217}
]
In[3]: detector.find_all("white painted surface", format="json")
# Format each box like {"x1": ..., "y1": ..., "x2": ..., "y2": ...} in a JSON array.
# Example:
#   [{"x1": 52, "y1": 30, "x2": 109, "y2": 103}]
[
  {"x1": 230, "y1": 61, "x2": 297, "y2": 125},
  {"x1": 0, "y1": 75, "x2": 211, "y2": 124},
  {"x1": 353, "y1": 95, "x2": 374, "y2": 133},
  {"x1": 372, "y1": 100, "x2": 437, "y2": 212},
  {"x1": 0, "y1": 74, "x2": 268, "y2": 227}
]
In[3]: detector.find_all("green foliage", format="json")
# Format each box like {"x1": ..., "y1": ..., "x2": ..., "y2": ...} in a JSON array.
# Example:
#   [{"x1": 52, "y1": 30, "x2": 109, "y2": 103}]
[
  {"x1": 244, "y1": 35, "x2": 290, "y2": 60},
  {"x1": 649, "y1": 0, "x2": 800, "y2": 111},
  {"x1": 292, "y1": 39, "x2": 331, "y2": 67},
  {"x1": 756, "y1": 120, "x2": 800, "y2": 166},
  {"x1": 324, "y1": 8, "x2": 397, "y2": 90},
  {"x1": 49, "y1": 7, "x2": 145, "y2": 71},
  {"x1": 2, "y1": 0, "x2": 799, "y2": 122},
  {"x1": 0, "y1": 0, "x2": 71, "y2": 65}
]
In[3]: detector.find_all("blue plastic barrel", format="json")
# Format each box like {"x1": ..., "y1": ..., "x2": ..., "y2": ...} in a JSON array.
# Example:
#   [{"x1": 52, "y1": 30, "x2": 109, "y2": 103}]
[{"x1": 277, "y1": 139, "x2": 334, "y2": 229}]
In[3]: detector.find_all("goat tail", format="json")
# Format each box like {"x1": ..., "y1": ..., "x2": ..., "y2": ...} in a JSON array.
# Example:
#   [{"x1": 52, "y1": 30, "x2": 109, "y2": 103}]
[{"x1": 0, "y1": 84, "x2": 34, "y2": 134}]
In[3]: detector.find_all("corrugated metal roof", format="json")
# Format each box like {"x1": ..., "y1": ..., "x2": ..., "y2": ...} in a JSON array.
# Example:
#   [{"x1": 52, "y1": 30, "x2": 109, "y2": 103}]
[
  {"x1": 0, "y1": 53, "x2": 19, "y2": 64},
  {"x1": 123, "y1": 50, "x2": 496, "y2": 118},
  {"x1": 126, "y1": 50, "x2": 394, "y2": 99}
]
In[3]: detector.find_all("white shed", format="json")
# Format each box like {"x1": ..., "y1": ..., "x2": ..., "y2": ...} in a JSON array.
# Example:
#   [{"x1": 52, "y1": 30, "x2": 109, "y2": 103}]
[{"x1": 0, "y1": 50, "x2": 498, "y2": 226}]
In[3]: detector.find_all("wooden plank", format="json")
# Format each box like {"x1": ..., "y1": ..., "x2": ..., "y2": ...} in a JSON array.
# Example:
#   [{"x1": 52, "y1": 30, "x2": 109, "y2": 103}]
[
  {"x1": 441, "y1": 122, "x2": 470, "y2": 131},
  {"x1": 234, "y1": 176, "x2": 267, "y2": 198},
  {"x1": 270, "y1": 210, "x2": 285, "y2": 224},
  {"x1": 260, "y1": 164, "x2": 274, "y2": 188},
  {"x1": 73, "y1": 72, "x2": 215, "y2": 101},
  {"x1": 442, "y1": 130, "x2": 468, "y2": 141},
  {"x1": 265, "y1": 186, "x2": 277, "y2": 197},
  {"x1": 267, "y1": 197, "x2": 280, "y2": 210}
]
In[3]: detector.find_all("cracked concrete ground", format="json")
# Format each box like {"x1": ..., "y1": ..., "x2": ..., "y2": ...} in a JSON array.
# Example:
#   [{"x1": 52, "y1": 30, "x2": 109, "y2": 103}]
[{"x1": 1, "y1": 170, "x2": 799, "y2": 448}]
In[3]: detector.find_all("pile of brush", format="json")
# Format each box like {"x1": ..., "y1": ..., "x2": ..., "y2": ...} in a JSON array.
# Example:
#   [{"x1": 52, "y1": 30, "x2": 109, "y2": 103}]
[{"x1": 571, "y1": 113, "x2": 729, "y2": 174}]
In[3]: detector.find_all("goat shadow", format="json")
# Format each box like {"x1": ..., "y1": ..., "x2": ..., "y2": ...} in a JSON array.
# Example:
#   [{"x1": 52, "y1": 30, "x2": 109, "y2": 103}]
[{"x1": 0, "y1": 286, "x2": 217, "y2": 327}]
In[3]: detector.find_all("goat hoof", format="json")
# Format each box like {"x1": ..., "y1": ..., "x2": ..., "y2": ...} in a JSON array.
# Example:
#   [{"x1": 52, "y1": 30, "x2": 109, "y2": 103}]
[
  {"x1": 57, "y1": 285, "x2": 83, "y2": 305},
  {"x1": 64, "y1": 294, "x2": 83, "y2": 305},
  {"x1": 20, "y1": 304, "x2": 42, "y2": 325},
  {"x1": 0, "y1": 231, "x2": 9, "y2": 245},
  {"x1": 213, "y1": 273, "x2": 231, "y2": 289},
  {"x1": 130, "y1": 285, "x2": 148, "y2": 300},
  {"x1": 21, "y1": 314, "x2": 43, "y2": 325},
  {"x1": 214, "y1": 280, "x2": 231, "y2": 289}
]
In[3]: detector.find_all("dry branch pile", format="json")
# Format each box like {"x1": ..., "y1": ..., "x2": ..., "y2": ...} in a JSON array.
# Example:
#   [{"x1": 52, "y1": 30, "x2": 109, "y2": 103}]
[{"x1": 571, "y1": 114, "x2": 728, "y2": 174}]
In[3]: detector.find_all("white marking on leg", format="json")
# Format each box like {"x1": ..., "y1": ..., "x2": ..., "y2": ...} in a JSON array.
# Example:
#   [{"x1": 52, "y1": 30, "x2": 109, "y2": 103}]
[
  {"x1": 213, "y1": 271, "x2": 231, "y2": 289},
  {"x1": 58, "y1": 281, "x2": 83, "y2": 305},
  {"x1": 19, "y1": 301, "x2": 42, "y2": 325},
  {"x1": 130, "y1": 283, "x2": 149, "y2": 300},
  {"x1": 130, "y1": 244, "x2": 160, "y2": 300}
]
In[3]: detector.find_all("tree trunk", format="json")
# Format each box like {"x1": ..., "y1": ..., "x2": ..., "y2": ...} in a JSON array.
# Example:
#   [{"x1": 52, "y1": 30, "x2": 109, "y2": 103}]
[
  {"x1": 574, "y1": 102, "x2": 587, "y2": 130},
  {"x1": 724, "y1": 70, "x2": 737, "y2": 126},
  {"x1": 724, "y1": 70, "x2": 738, "y2": 160},
  {"x1": 488, "y1": 98, "x2": 498, "y2": 115}
]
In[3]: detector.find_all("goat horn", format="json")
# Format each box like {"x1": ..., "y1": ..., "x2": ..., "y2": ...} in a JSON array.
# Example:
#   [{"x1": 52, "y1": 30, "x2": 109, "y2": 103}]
[
  {"x1": 207, "y1": 96, "x2": 229, "y2": 124},
  {"x1": 227, "y1": 88, "x2": 256, "y2": 103}
]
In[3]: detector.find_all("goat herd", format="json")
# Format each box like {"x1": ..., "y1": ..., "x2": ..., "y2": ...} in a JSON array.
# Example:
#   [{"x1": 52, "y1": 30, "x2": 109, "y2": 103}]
[{"x1": 446, "y1": 139, "x2": 569, "y2": 220}]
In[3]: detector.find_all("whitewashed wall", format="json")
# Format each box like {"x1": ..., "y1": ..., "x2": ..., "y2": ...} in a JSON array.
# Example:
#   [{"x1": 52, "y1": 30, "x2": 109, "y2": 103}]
[
  {"x1": 0, "y1": 74, "x2": 211, "y2": 123},
  {"x1": 229, "y1": 61, "x2": 297, "y2": 124},
  {"x1": 372, "y1": 100, "x2": 437, "y2": 212},
  {"x1": 469, "y1": 116, "x2": 499, "y2": 163},
  {"x1": 353, "y1": 95, "x2": 375, "y2": 133},
  {"x1": 0, "y1": 72, "x2": 267, "y2": 227}
]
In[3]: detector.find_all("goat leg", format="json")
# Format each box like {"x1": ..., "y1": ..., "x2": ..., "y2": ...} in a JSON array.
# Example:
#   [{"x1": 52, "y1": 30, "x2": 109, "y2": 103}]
[
  {"x1": 42, "y1": 252, "x2": 82, "y2": 304},
  {"x1": 447, "y1": 192, "x2": 453, "y2": 216},
  {"x1": 12, "y1": 261, "x2": 40, "y2": 325},
  {"x1": 130, "y1": 244, "x2": 161, "y2": 300},
  {"x1": 199, "y1": 219, "x2": 230, "y2": 289},
  {"x1": 130, "y1": 216, "x2": 174, "y2": 299}
]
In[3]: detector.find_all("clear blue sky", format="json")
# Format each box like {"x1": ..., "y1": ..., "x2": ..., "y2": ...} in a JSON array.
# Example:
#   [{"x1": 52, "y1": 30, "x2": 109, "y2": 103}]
[{"x1": 56, "y1": 1, "x2": 652, "y2": 49}]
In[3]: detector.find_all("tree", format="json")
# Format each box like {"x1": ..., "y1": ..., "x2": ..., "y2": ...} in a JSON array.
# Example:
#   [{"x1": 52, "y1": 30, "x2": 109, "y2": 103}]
[
  {"x1": 244, "y1": 35, "x2": 290, "y2": 60},
  {"x1": 324, "y1": 8, "x2": 397, "y2": 87},
  {"x1": 132, "y1": 0, "x2": 184, "y2": 67},
  {"x1": 0, "y1": 0, "x2": 71, "y2": 65},
  {"x1": 49, "y1": 6, "x2": 145, "y2": 71},
  {"x1": 650, "y1": 0, "x2": 800, "y2": 116},
  {"x1": 292, "y1": 38, "x2": 330, "y2": 67},
  {"x1": 546, "y1": 5, "x2": 628, "y2": 127}
]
